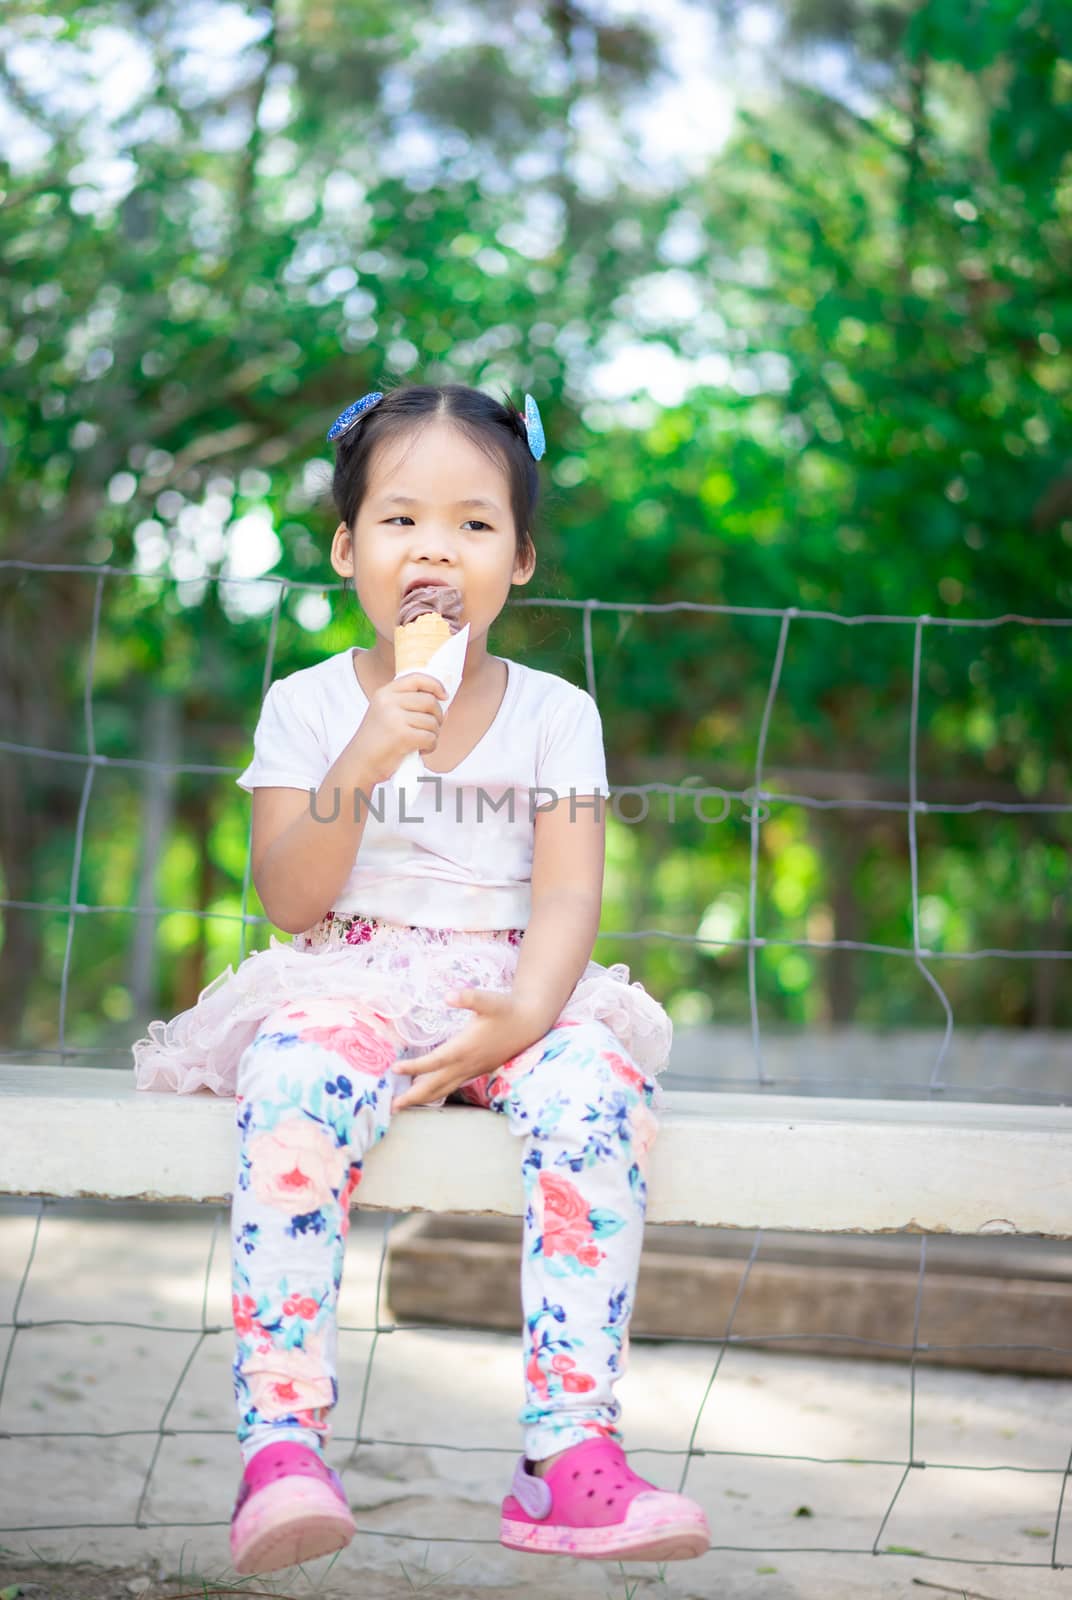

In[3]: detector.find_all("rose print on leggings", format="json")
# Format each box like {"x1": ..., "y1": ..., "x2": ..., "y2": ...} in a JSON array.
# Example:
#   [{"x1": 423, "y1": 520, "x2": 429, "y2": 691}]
[
  {"x1": 233, "y1": 1006, "x2": 656, "y2": 1462},
  {"x1": 243, "y1": 1332, "x2": 335, "y2": 1418},
  {"x1": 247, "y1": 1118, "x2": 350, "y2": 1213},
  {"x1": 281, "y1": 1001, "x2": 398, "y2": 1078},
  {"x1": 530, "y1": 1170, "x2": 625, "y2": 1277},
  {"x1": 523, "y1": 1299, "x2": 597, "y2": 1401}
]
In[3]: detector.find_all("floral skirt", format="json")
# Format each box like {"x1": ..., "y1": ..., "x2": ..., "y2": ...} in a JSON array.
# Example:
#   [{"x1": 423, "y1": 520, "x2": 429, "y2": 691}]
[{"x1": 131, "y1": 910, "x2": 673, "y2": 1099}]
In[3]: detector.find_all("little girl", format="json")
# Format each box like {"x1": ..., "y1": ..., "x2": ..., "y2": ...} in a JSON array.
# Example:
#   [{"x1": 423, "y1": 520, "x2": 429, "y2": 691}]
[{"x1": 132, "y1": 382, "x2": 710, "y2": 1573}]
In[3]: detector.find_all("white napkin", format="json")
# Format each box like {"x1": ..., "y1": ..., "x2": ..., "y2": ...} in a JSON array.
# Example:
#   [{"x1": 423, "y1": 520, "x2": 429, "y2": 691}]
[{"x1": 392, "y1": 622, "x2": 471, "y2": 809}]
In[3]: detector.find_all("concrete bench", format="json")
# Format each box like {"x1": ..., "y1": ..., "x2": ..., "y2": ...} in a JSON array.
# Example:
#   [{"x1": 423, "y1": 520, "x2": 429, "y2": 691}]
[{"x1": 3, "y1": 1066, "x2": 1071, "y2": 1237}]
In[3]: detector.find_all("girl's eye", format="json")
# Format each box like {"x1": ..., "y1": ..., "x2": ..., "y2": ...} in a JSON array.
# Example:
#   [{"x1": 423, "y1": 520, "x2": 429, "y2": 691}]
[{"x1": 384, "y1": 516, "x2": 492, "y2": 531}]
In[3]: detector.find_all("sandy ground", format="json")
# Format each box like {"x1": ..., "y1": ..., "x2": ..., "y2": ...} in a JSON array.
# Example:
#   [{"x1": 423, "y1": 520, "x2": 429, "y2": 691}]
[{"x1": 1, "y1": 1201, "x2": 1071, "y2": 1600}]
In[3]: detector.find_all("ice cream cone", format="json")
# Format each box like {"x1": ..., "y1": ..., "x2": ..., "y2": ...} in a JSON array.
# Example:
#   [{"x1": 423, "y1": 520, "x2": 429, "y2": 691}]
[{"x1": 394, "y1": 612, "x2": 453, "y2": 675}]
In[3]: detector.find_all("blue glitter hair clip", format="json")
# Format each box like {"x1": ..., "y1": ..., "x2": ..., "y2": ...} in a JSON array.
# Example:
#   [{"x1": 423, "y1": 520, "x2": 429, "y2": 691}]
[
  {"x1": 520, "y1": 392, "x2": 546, "y2": 460},
  {"x1": 327, "y1": 391, "x2": 384, "y2": 443},
  {"x1": 327, "y1": 387, "x2": 546, "y2": 459}
]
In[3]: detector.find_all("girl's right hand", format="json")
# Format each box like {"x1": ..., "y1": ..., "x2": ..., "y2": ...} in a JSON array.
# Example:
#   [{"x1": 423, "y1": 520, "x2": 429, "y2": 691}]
[{"x1": 350, "y1": 673, "x2": 448, "y2": 785}]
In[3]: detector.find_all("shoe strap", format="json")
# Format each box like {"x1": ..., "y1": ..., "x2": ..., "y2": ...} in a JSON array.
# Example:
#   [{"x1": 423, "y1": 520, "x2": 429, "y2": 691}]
[{"x1": 509, "y1": 1457, "x2": 553, "y2": 1520}]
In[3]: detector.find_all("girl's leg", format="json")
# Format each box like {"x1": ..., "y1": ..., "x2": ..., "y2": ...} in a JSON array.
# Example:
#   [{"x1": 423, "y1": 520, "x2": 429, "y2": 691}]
[
  {"x1": 231, "y1": 995, "x2": 403, "y2": 1464},
  {"x1": 458, "y1": 1019, "x2": 659, "y2": 1462}
]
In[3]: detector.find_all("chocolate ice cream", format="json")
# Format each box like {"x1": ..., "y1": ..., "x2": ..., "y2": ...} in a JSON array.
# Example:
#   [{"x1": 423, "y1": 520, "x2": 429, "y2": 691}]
[{"x1": 397, "y1": 584, "x2": 464, "y2": 630}]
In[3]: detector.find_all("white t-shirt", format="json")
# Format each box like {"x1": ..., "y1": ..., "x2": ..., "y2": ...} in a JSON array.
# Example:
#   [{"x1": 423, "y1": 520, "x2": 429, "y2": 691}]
[{"x1": 236, "y1": 647, "x2": 610, "y2": 931}]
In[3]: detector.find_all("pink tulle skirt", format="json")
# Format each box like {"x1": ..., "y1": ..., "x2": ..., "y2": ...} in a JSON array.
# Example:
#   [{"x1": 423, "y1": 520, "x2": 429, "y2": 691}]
[{"x1": 131, "y1": 910, "x2": 673, "y2": 1098}]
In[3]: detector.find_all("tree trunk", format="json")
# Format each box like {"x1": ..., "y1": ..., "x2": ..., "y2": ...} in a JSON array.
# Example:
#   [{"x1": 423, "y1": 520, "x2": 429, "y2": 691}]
[
  {"x1": 175, "y1": 782, "x2": 215, "y2": 1013},
  {"x1": 129, "y1": 689, "x2": 181, "y2": 1023}
]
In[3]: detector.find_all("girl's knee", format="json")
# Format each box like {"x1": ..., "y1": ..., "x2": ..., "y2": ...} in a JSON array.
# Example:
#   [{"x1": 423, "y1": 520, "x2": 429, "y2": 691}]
[
  {"x1": 550, "y1": 1021, "x2": 656, "y2": 1098},
  {"x1": 527, "y1": 1022, "x2": 659, "y2": 1161},
  {"x1": 236, "y1": 1004, "x2": 401, "y2": 1139},
  {"x1": 242, "y1": 998, "x2": 398, "y2": 1076}
]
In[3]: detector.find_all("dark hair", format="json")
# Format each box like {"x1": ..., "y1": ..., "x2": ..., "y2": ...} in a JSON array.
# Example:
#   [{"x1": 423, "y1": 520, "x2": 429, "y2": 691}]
[{"x1": 329, "y1": 382, "x2": 540, "y2": 565}]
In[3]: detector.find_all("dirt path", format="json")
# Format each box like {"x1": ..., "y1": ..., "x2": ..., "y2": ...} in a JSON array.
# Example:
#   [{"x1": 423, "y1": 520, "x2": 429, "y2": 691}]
[{"x1": 2, "y1": 1202, "x2": 1070, "y2": 1600}]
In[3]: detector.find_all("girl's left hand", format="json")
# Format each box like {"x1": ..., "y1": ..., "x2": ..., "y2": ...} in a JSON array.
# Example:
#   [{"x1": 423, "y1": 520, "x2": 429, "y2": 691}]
[{"x1": 391, "y1": 988, "x2": 550, "y2": 1110}]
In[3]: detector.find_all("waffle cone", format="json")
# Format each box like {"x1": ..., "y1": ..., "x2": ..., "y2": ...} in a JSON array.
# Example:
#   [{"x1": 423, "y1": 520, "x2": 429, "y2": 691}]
[{"x1": 394, "y1": 612, "x2": 453, "y2": 675}]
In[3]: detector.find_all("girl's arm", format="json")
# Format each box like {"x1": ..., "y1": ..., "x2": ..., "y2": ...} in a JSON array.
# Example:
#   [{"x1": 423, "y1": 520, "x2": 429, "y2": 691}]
[
  {"x1": 252, "y1": 743, "x2": 384, "y2": 933},
  {"x1": 252, "y1": 672, "x2": 447, "y2": 933},
  {"x1": 510, "y1": 792, "x2": 607, "y2": 1032}
]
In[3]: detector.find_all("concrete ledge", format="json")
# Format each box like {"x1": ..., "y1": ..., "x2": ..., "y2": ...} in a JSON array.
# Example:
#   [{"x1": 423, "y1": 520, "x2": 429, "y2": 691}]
[{"x1": 2, "y1": 1066, "x2": 1072, "y2": 1236}]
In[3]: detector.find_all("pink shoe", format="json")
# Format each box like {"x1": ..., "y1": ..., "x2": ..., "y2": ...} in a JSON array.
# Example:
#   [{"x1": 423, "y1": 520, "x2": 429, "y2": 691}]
[
  {"x1": 500, "y1": 1436, "x2": 710, "y2": 1561},
  {"x1": 229, "y1": 1441, "x2": 355, "y2": 1575}
]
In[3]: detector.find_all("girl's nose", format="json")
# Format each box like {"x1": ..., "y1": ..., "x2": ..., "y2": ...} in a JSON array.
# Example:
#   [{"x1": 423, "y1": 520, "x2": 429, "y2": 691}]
[{"x1": 410, "y1": 534, "x2": 458, "y2": 562}]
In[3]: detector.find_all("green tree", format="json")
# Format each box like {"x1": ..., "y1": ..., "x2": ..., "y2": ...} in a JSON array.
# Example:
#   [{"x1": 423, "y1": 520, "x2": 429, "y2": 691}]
[{"x1": 1, "y1": 0, "x2": 1068, "y2": 1066}]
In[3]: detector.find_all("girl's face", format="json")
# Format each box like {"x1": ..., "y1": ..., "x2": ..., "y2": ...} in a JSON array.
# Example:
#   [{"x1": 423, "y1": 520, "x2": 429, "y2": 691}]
[{"x1": 332, "y1": 418, "x2": 535, "y2": 655}]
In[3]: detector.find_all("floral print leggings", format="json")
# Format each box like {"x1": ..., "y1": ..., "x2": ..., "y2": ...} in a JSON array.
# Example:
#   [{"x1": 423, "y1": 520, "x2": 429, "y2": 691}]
[{"x1": 232, "y1": 995, "x2": 661, "y2": 1465}]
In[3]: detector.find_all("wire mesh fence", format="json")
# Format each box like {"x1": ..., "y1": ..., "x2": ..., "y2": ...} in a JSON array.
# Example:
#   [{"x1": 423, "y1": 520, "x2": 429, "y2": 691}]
[
  {"x1": 2, "y1": 1197, "x2": 1072, "y2": 1587},
  {"x1": 3, "y1": 561, "x2": 1072, "y2": 1091},
  {"x1": 1, "y1": 560, "x2": 1071, "y2": 1588}
]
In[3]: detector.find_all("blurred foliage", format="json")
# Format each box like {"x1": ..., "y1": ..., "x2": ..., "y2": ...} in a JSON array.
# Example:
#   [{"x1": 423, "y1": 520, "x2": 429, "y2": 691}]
[{"x1": 0, "y1": 0, "x2": 1069, "y2": 1064}]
